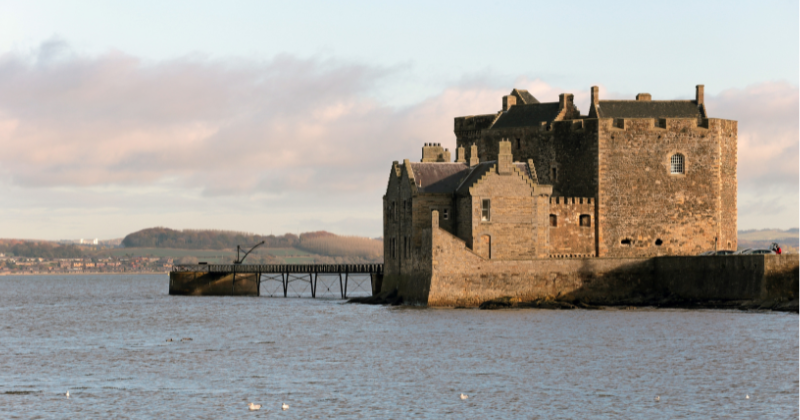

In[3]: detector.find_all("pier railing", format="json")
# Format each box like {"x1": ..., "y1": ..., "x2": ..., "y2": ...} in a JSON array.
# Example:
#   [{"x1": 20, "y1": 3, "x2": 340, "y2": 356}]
[{"x1": 170, "y1": 264, "x2": 383, "y2": 298}]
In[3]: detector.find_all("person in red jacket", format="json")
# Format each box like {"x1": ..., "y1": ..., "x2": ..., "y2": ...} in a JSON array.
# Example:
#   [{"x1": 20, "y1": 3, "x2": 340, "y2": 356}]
[{"x1": 771, "y1": 242, "x2": 782, "y2": 254}]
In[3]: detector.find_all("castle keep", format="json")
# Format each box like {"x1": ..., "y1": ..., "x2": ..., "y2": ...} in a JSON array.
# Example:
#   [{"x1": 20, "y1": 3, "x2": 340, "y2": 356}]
[{"x1": 383, "y1": 85, "x2": 741, "y2": 306}]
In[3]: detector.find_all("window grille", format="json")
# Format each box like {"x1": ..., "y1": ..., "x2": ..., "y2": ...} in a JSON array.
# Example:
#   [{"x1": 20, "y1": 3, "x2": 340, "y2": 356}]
[
  {"x1": 670, "y1": 154, "x2": 685, "y2": 174},
  {"x1": 481, "y1": 200, "x2": 491, "y2": 221}
]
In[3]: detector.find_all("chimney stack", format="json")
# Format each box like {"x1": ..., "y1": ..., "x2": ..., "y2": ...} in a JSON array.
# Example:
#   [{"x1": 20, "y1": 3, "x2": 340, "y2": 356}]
[
  {"x1": 456, "y1": 145, "x2": 466, "y2": 163},
  {"x1": 502, "y1": 95, "x2": 516, "y2": 111},
  {"x1": 636, "y1": 93, "x2": 651, "y2": 101},
  {"x1": 469, "y1": 143, "x2": 479, "y2": 167},
  {"x1": 591, "y1": 86, "x2": 599, "y2": 105},
  {"x1": 497, "y1": 139, "x2": 513, "y2": 175},
  {"x1": 696, "y1": 84, "x2": 704, "y2": 105}
]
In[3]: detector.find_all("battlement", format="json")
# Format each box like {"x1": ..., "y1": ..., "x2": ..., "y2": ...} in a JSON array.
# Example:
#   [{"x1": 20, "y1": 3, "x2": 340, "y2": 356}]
[
  {"x1": 454, "y1": 114, "x2": 499, "y2": 131},
  {"x1": 421, "y1": 143, "x2": 451, "y2": 162},
  {"x1": 596, "y1": 117, "x2": 735, "y2": 132},
  {"x1": 550, "y1": 197, "x2": 594, "y2": 206}
]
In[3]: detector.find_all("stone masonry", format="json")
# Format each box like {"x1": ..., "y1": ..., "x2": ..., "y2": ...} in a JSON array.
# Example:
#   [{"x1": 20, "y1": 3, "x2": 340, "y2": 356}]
[{"x1": 382, "y1": 84, "x2": 741, "y2": 306}]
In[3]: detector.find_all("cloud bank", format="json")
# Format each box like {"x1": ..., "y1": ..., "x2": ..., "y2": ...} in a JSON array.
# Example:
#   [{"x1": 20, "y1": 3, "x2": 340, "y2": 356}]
[{"x1": 0, "y1": 41, "x2": 796, "y2": 238}]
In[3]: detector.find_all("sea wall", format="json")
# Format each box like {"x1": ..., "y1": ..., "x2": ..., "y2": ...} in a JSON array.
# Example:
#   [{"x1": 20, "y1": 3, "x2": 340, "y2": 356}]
[
  {"x1": 420, "y1": 225, "x2": 799, "y2": 307},
  {"x1": 169, "y1": 271, "x2": 259, "y2": 296}
]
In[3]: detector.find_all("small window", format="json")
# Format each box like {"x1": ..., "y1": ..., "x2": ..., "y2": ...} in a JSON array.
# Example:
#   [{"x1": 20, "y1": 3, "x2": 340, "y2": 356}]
[
  {"x1": 655, "y1": 238, "x2": 663, "y2": 246},
  {"x1": 552, "y1": 167, "x2": 558, "y2": 182},
  {"x1": 443, "y1": 208, "x2": 450, "y2": 220},
  {"x1": 579, "y1": 215, "x2": 591, "y2": 227},
  {"x1": 481, "y1": 200, "x2": 491, "y2": 222},
  {"x1": 670, "y1": 154, "x2": 685, "y2": 174},
  {"x1": 516, "y1": 138, "x2": 522, "y2": 150},
  {"x1": 549, "y1": 214, "x2": 557, "y2": 227},
  {"x1": 621, "y1": 238, "x2": 632, "y2": 246}
]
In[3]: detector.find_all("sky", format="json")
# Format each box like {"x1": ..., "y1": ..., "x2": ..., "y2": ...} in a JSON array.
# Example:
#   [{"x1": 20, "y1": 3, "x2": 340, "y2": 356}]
[{"x1": 0, "y1": 0, "x2": 797, "y2": 240}]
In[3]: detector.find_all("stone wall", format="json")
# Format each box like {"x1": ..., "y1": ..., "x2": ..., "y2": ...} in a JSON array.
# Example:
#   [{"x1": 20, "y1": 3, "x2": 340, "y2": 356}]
[
  {"x1": 596, "y1": 118, "x2": 737, "y2": 257},
  {"x1": 403, "y1": 219, "x2": 798, "y2": 307},
  {"x1": 548, "y1": 196, "x2": 596, "y2": 257},
  {"x1": 466, "y1": 163, "x2": 550, "y2": 259}
]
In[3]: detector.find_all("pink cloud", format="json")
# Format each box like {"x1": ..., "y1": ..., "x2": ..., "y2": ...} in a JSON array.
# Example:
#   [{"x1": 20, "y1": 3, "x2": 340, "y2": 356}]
[{"x1": 0, "y1": 41, "x2": 796, "y2": 215}]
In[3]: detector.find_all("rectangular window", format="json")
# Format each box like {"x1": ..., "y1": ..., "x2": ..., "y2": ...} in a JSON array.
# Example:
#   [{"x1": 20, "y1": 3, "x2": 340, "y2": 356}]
[
  {"x1": 551, "y1": 167, "x2": 558, "y2": 182},
  {"x1": 579, "y1": 214, "x2": 591, "y2": 227},
  {"x1": 443, "y1": 209, "x2": 449, "y2": 220},
  {"x1": 481, "y1": 199, "x2": 491, "y2": 222},
  {"x1": 550, "y1": 214, "x2": 557, "y2": 227}
]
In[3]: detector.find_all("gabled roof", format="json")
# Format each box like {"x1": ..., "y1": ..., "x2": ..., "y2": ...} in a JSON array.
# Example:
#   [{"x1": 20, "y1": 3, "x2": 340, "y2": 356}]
[
  {"x1": 512, "y1": 89, "x2": 539, "y2": 105},
  {"x1": 595, "y1": 100, "x2": 702, "y2": 119},
  {"x1": 455, "y1": 161, "x2": 536, "y2": 195},
  {"x1": 408, "y1": 162, "x2": 470, "y2": 194},
  {"x1": 491, "y1": 103, "x2": 561, "y2": 129}
]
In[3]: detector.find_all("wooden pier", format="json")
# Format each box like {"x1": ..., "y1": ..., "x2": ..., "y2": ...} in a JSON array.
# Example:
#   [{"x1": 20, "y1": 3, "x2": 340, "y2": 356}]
[{"x1": 169, "y1": 264, "x2": 383, "y2": 297}]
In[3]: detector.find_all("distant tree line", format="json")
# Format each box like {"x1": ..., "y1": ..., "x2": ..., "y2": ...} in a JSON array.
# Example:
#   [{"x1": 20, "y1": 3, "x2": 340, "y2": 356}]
[
  {"x1": 0, "y1": 241, "x2": 83, "y2": 258},
  {"x1": 122, "y1": 227, "x2": 299, "y2": 250},
  {"x1": 122, "y1": 227, "x2": 383, "y2": 262}
]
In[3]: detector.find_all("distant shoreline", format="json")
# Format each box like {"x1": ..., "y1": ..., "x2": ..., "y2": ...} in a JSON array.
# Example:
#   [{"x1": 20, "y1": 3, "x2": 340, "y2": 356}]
[{"x1": 0, "y1": 271, "x2": 169, "y2": 276}]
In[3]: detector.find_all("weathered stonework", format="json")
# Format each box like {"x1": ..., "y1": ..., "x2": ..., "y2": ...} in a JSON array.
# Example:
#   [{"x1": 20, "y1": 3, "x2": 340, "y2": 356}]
[{"x1": 383, "y1": 85, "x2": 745, "y2": 307}]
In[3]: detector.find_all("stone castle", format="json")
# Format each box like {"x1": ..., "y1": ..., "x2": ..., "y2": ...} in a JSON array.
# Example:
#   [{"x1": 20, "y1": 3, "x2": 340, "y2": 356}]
[{"x1": 382, "y1": 85, "x2": 740, "y2": 305}]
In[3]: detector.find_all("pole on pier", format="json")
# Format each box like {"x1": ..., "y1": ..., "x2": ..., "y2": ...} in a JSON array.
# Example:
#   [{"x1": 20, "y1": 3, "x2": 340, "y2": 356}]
[
  {"x1": 339, "y1": 272, "x2": 344, "y2": 299},
  {"x1": 344, "y1": 271, "x2": 349, "y2": 299},
  {"x1": 282, "y1": 272, "x2": 288, "y2": 298}
]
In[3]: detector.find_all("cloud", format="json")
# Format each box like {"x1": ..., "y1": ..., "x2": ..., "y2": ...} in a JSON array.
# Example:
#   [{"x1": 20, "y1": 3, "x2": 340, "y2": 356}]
[
  {"x1": 707, "y1": 81, "x2": 799, "y2": 190},
  {"x1": 0, "y1": 41, "x2": 796, "y2": 237}
]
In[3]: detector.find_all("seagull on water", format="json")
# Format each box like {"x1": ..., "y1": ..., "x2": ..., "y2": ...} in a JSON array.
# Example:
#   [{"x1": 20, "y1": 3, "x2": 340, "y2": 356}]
[
  {"x1": 654, "y1": 396, "x2": 660, "y2": 402},
  {"x1": 65, "y1": 391, "x2": 70, "y2": 398},
  {"x1": 282, "y1": 403, "x2": 290, "y2": 411},
  {"x1": 460, "y1": 393, "x2": 468, "y2": 400},
  {"x1": 248, "y1": 402, "x2": 261, "y2": 411}
]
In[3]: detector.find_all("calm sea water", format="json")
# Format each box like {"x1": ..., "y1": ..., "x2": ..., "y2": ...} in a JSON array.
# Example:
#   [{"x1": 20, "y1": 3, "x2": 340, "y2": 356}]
[{"x1": 0, "y1": 275, "x2": 797, "y2": 419}]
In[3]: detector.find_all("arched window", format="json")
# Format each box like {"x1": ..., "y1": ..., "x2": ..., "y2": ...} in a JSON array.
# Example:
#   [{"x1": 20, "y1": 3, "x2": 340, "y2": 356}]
[{"x1": 670, "y1": 154, "x2": 685, "y2": 174}]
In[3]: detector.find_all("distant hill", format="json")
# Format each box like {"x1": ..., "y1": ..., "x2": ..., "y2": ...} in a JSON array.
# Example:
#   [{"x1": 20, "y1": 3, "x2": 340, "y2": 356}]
[
  {"x1": 121, "y1": 228, "x2": 383, "y2": 263},
  {"x1": 737, "y1": 228, "x2": 798, "y2": 251},
  {"x1": 0, "y1": 239, "x2": 83, "y2": 258}
]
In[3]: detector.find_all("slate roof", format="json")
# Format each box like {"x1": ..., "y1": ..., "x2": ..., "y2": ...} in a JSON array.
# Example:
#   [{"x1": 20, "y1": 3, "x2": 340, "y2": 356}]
[
  {"x1": 513, "y1": 89, "x2": 539, "y2": 105},
  {"x1": 596, "y1": 100, "x2": 702, "y2": 119},
  {"x1": 408, "y1": 163, "x2": 471, "y2": 194},
  {"x1": 491, "y1": 102, "x2": 561, "y2": 129}
]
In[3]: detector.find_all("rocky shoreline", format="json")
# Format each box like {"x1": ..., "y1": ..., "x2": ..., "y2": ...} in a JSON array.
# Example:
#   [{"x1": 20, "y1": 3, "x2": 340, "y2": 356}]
[
  {"x1": 348, "y1": 289, "x2": 799, "y2": 313},
  {"x1": 477, "y1": 296, "x2": 799, "y2": 313}
]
